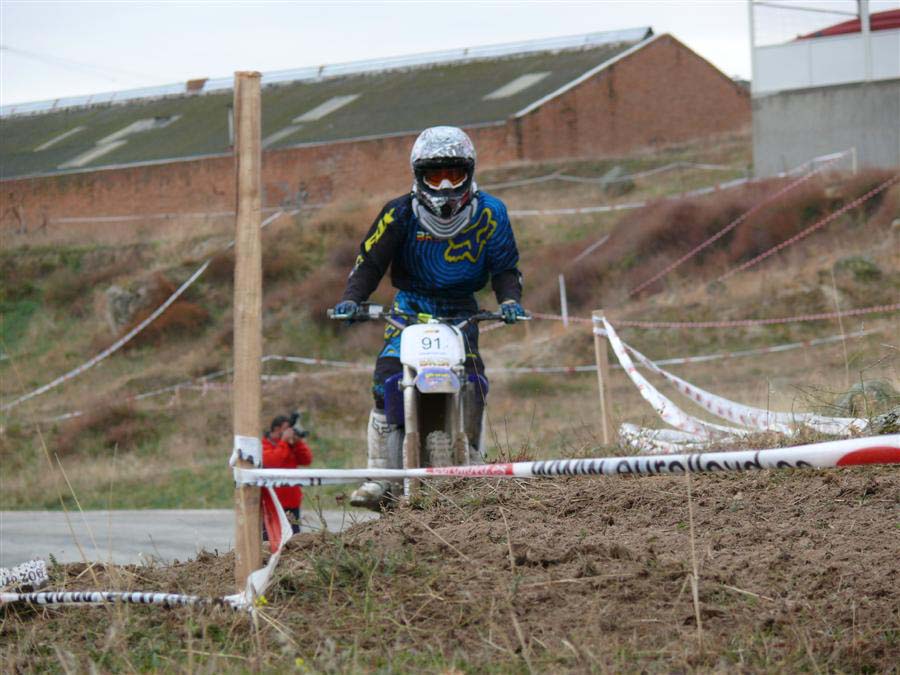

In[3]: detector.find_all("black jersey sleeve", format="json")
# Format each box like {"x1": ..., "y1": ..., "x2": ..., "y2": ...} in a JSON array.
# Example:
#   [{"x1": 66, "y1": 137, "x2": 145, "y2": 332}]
[
  {"x1": 341, "y1": 203, "x2": 405, "y2": 303},
  {"x1": 491, "y1": 268, "x2": 523, "y2": 303}
]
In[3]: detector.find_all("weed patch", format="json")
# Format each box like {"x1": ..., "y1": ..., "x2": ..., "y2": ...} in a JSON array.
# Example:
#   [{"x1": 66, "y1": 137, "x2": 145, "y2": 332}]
[{"x1": 54, "y1": 401, "x2": 161, "y2": 457}]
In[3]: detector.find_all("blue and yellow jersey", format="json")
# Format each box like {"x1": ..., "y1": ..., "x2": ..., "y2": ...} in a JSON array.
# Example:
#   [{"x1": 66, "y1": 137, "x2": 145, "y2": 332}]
[{"x1": 342, "y1": 191, "x2": 522, "y2": 305}]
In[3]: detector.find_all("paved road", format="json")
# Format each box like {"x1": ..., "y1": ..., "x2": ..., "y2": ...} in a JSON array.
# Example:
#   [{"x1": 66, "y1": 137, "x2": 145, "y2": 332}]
[{"x1": 0, "y1": 509, "x2": 378, "y2": 568}]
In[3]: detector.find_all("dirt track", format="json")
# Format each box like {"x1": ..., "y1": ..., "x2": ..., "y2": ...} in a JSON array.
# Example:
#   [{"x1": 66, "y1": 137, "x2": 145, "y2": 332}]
[{"x1": 2, "y1": 465, "x2": 898, "y2": 672}]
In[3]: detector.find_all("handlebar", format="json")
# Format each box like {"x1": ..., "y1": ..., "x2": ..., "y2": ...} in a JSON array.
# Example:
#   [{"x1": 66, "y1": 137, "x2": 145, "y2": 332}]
[{"x1": 327, "y1": 303, "x2": 531, "y2": 328}]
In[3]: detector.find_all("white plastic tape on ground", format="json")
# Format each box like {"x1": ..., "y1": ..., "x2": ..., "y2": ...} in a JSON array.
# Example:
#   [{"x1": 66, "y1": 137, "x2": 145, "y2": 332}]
[
  {"x1": 0, "y1": 590, "x2": 239, "y2": 609},
  {"x1": 224, "y1": 487, "x2": 293, "y2": 610},
  {"x1": 234, "y1": 435, "x2": 900, "y2": 486},
  {"x1": 601, "y1": 318, "x2": 750, "y2": 438},
  {"x1": 618, "y1": 423, "x2": 708, "y2": 455},
  {"x1": 0, "y1": 559, "x2": 49, "y2": 589},
  {"x1": 618, "y1": 334, "x2": 866, "y2": 436},
  {"x1": 1, "y1": 487, "x2": 292, "y2": 612}
]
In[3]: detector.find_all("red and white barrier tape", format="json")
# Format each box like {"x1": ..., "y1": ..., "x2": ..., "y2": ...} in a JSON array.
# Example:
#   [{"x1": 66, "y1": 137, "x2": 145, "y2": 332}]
[
  {"x1": 718, "y1": 173, "x2": 899, "y2": 282},
  {"x1": 571, "y1": 234, "x2": 611, "y2": 265},
  {"x1": 492, "y1": 329, "x2": 873, "y2": 376},
  {"x1": 234, "y1": 434, "x2": 900, "y2": 486},
  {"x1": 604, "y1": 323, "x2": 866, "y2": 436},
  {"x1": 602, "y1": 318, "x2": 749, "y2": 438},
  {"x1": 611, "y1": 303, "x2": 900, "y2": 329},
  {"x1": 1, "y1": 210, "x2": 295, "y2": 413},
  {"x1": 628, "y1": 153, "x2": 845, "y2": 296}
]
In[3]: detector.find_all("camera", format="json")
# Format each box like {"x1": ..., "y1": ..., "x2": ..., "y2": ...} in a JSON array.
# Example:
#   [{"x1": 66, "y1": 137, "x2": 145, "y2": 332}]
[{"x1": 288, "y1": 410, "x2": 308, "y2": 438}]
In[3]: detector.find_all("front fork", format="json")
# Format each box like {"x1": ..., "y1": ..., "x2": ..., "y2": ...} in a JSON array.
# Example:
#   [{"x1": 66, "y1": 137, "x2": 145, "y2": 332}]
[
  {"x1": 401, "y1": 365, "x2": 419, "y2": 498},
  {"x1": 400, "y1": 365, "x2": 468, "y2": 499}
]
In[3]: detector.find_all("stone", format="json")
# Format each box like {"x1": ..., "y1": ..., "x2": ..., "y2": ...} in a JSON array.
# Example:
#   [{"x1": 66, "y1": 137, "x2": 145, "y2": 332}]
[
  {"x1": 104, "y1": 283, "x2": 151, "y2": 334},
  {"x1": 600, "y1": 165, "x2": 636, "y2": 197}
]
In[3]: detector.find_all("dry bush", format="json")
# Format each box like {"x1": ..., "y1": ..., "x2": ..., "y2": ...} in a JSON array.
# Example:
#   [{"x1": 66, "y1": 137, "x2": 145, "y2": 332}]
[
  {"x1": 43, "y1": 256, "x2": 139, "y2": 316},
  {"x1": 204, "y1": 249, "x2": 234, "y2": 283},
  {"x1": 293, "y1": 238, "x2": 361, "y2": 323},
  {"x1": 205, "y1": 245, "x2": 313, "y2": 285},
  {"x1": 55, "y1": 400, "x2": 157, "y2": 456},
  {"x1": 530, "y1": 170, "x2": 897, "y2": 310},
  {"x1": 118, "y1": 273, "x2": 210, "y2": 349}
]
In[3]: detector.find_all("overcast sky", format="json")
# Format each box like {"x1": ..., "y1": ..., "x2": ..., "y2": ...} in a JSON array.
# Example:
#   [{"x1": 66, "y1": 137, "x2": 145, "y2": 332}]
[{"x1": 2, "y1": 0, "x2": 898, "y2": 105}]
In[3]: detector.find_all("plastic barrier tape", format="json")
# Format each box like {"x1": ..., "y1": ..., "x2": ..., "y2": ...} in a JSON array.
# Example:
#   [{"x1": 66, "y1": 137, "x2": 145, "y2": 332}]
[
  {"x1": 0, "y1": 559, "x2": 49, "y2": 589},
  {"x1": 602, "y1": 318, "x2": 749, "y2": 438},
  {"x1": 1, "y1": 488, "x2": 292, "y2": 612},
  {"x1": 234, "y1": 435, "x2": 900, "y2": 485},
  {"x1": 612, "y1": 328, "x2": 866, "y2": 436}
]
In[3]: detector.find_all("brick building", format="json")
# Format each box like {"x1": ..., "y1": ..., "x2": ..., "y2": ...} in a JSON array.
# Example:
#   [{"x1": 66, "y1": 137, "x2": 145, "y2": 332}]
[{"x1": 0, "y1": 28, "x2": 749, "y2": 228}]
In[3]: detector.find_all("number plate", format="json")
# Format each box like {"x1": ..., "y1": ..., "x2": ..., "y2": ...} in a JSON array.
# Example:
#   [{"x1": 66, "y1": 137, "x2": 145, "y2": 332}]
[{"x1": 400, "y1": 323, "x2": 464, "y2": 369}]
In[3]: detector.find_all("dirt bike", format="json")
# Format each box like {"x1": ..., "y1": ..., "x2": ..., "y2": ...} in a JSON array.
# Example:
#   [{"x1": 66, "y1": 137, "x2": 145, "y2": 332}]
[{"x1": 328, "y1": 302, "x2": 529, "y2": 498}]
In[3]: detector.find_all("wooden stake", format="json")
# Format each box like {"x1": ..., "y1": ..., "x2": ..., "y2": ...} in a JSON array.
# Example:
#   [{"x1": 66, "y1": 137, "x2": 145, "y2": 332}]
[
  {"x1": 232, "y1": 71, "x2": 263, "y2": 590},
  {"x1": 592, "y1": 310, "x2": 614, "y2": 446}
]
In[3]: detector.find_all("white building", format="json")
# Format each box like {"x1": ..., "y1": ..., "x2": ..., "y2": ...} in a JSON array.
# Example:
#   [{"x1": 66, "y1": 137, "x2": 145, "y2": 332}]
[{"x1": 750, "y1": 1, "x2": 900, "y2": 175}]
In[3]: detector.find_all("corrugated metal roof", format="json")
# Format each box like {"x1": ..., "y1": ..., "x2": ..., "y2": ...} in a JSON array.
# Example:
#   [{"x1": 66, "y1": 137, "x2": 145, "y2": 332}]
[{"x1": 0, "y1": 27, "x2": 652, "y2": 180}]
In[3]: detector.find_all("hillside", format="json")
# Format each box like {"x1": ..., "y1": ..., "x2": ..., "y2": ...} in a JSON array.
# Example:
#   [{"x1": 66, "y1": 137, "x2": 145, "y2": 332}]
[{"x1": 1, "y1": 132, "x2": 898, "y2": 513}]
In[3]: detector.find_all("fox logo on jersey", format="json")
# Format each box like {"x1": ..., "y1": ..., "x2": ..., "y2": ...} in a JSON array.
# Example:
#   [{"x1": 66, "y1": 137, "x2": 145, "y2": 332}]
[{"x1": 444, "y1": 207, "x2": 497, "y2": 264}]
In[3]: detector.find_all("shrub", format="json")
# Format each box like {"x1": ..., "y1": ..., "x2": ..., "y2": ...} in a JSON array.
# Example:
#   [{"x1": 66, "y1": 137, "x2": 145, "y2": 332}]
[
  {"x1": 55, "y1": 401, "x2": 158, "y2": 456},
  {"x1": 118, "y1": 273, "x2": 210, "y2": 348},
  {"x1": 528, "y1": 170, "x2": 895, "y2": 309}
]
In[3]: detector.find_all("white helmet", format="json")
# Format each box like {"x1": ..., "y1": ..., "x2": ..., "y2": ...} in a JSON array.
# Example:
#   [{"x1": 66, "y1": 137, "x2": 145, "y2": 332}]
[{"x1": 410, "y1": 126, "x2": 478, "y2": 239}]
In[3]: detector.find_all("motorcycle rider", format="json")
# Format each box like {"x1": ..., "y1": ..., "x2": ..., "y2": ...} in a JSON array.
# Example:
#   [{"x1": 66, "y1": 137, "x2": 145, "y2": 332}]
[{"x1": 331, "y1": 125, "x2": 526, "y2": 509}]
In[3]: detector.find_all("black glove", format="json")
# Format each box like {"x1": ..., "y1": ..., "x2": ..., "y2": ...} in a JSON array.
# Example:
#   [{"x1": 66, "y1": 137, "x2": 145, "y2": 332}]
[{"x1": 500, "y1": 300, "x2": 526, "y2": 324}]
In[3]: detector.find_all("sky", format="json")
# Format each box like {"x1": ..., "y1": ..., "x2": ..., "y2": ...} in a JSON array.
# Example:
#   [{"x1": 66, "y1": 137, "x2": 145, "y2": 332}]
[{"x1": 1, "y1": 0, "x2": 898, "y2": 106}]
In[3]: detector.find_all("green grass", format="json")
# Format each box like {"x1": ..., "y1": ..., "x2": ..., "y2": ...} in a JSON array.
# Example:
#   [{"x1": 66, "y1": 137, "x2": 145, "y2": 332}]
[{"x1": 0, "y1": 299, "x2": 39, "y2": 354}]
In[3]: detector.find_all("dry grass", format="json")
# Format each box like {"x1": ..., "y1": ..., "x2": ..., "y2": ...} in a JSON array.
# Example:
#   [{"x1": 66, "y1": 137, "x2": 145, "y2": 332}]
[
  {"x1": 2, "y1": 135, "x2": 897, "y2": 515},
  {"x1": 54, "y1": 400, "x2": 159, "y2": 457},
  {"x1": 117, "y1": 274, "x2": 210, "y2": 349}
]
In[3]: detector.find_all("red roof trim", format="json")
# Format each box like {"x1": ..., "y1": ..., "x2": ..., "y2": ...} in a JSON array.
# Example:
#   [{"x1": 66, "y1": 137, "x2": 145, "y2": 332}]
[{"x1": 797, "y1": 8, "x2": 900, "y2": 39}]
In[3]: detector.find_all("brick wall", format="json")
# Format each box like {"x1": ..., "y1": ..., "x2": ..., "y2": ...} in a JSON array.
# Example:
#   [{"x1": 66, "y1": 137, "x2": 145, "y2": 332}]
[
  {"x1": 1, "y1": 34, "x2": 749, "y2": 231},
  {"x1": 514, "y1": 34, "x2": 750, "y2": 161},
  {"x1": 0, "y1": 124, "x2": 513, "y2": 229}
]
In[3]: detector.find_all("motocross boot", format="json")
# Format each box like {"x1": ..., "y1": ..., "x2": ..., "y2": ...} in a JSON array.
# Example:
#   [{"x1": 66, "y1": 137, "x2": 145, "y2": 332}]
[{"x1": 350, "y1": 409, "x2": 403, "y2": 511}]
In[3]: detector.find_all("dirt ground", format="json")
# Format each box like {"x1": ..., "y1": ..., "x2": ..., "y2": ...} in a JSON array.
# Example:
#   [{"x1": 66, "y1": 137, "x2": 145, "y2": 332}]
[{"x1": 2, "y1": 465, "x2": 898, "y2": 672}]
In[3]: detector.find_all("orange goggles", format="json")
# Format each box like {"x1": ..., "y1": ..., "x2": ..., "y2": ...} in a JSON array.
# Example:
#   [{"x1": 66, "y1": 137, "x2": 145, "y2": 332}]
[{"x1": 422, "y1": 166, "x2": 468, "y2": 189}]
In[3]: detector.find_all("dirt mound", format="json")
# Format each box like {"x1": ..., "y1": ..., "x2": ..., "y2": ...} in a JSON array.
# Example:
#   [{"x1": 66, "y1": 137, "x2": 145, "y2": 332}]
[{"x1": 3, "y1": 467, "x2": 898, "y2": 671}]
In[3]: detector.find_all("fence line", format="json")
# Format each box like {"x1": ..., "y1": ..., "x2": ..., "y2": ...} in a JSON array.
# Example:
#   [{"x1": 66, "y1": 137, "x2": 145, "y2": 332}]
[
  {"x1": 38, "y1": 328, "x2": 873, "y2": 424},
  {"x1": 482, "y1": 160, "x2": 736, "y2": 191},
  {"x1": 507, "y1": 150, "x2": 852, "y2": 219},
  {"x1": 717, "y1": 173, "x2": 900, "y2": 282},
  {"x1": 627, "y1": 153, "x2": 846, "y2": 296},
  {"x1": 489, "y1": 329, "x2": 873, "y2": 375},
  {"x1": 532, "y1": 303, "x2": 899, "y2": 329}
]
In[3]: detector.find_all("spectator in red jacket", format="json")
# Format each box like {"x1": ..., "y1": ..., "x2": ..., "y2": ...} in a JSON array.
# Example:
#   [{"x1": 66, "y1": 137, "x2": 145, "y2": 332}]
[{"x1": 262, "y1": 414, "x2": 313, "y2": 539}]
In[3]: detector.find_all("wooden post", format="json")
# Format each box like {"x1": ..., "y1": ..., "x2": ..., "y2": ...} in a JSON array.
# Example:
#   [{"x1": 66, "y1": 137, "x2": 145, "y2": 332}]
[
  {"x1": 592, "y1": 310, "x2": 614, "y2": 446},
  {"x1": 232, "y1": 71, "x2": 263, "y2": 590}
]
